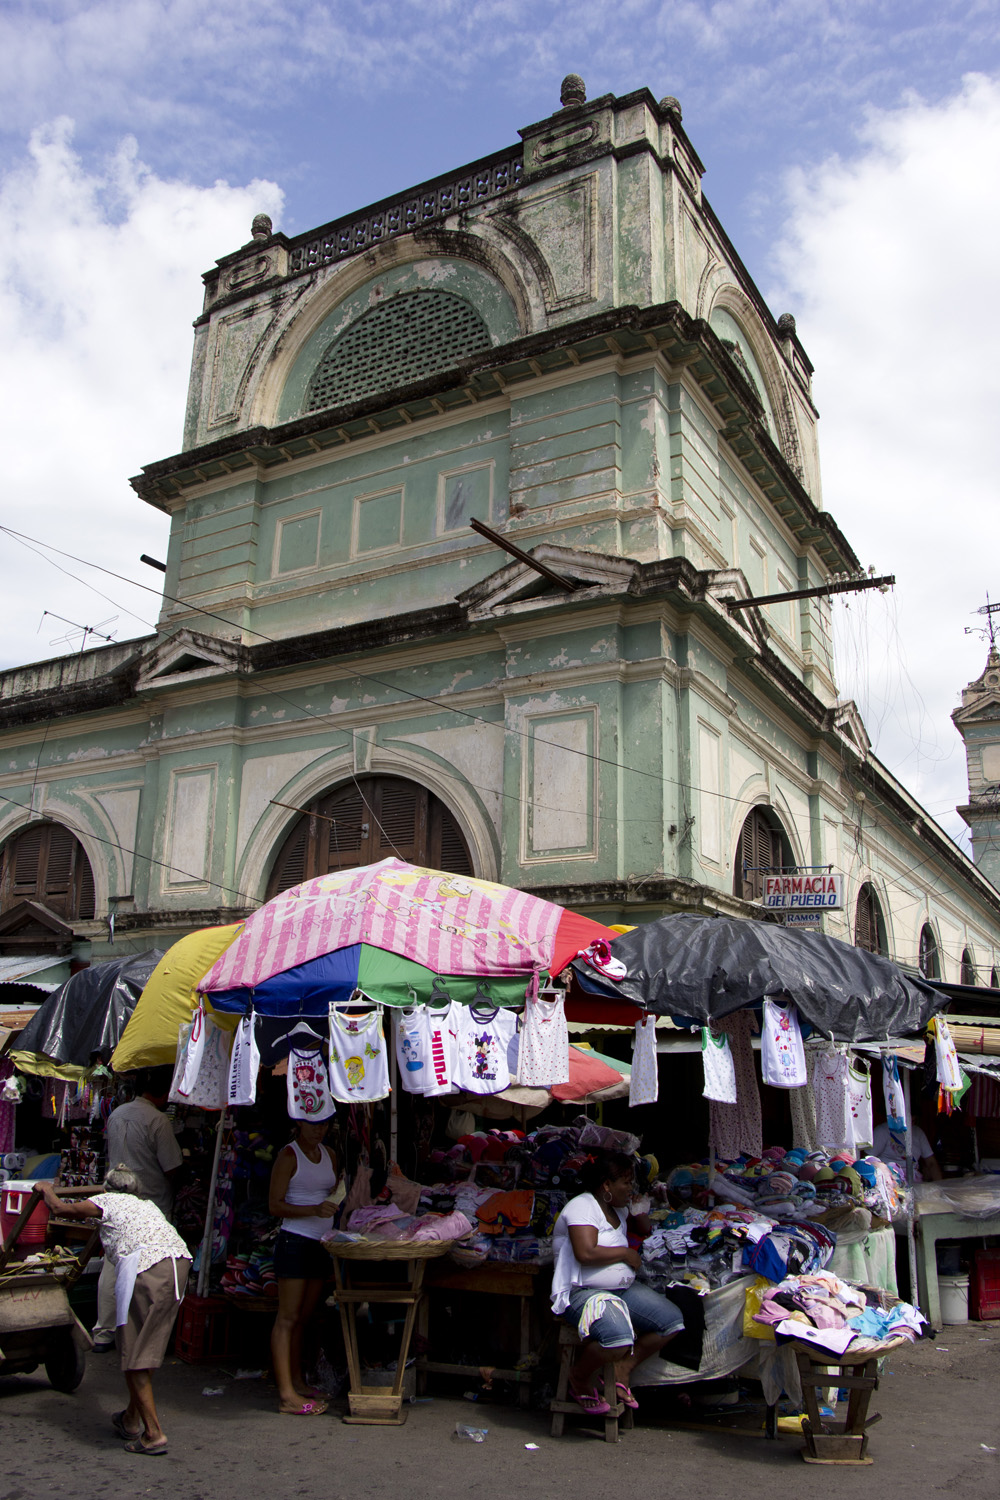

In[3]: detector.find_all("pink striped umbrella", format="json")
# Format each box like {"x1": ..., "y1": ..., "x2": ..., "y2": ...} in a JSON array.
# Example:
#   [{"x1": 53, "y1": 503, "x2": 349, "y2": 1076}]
[{"x1": 199, "y1": 858, "x2": 600, "y2": 993}]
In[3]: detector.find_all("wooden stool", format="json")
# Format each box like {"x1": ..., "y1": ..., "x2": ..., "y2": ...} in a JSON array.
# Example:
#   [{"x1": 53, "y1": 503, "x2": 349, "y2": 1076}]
[
  {"x1": 794, "y1": 1339, "x2": 905, "y2": 1464},
  {"x1": 549, "y1": 1324, "x2": 633, "y2": 1442}
]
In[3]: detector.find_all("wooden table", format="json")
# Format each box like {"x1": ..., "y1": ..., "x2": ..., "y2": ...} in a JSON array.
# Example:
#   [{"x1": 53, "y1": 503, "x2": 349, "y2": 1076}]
[
  {"x1": 913, "y1": 1208, "x2": 1000, "y2": 1328},
  {"x1": 416, "y1": 1261, "x2": 546, "y2": 1408}
]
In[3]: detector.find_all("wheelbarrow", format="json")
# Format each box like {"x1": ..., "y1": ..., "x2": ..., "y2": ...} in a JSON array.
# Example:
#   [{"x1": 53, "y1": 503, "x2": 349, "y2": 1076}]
[{"x1": 0, "y1": 1185, "x2": 101, "y2": 1392}]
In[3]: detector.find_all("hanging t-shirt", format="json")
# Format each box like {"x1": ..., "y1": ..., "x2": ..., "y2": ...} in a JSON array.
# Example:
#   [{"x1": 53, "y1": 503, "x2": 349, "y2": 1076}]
[
  {"x1": 328, "y1": 1008, "x2": 391, "y2": 1103},
  {"x1": 421, "y1": 1000, "x2": 461, "y2": 1097},
  {"x1": 287, "y1": 1047, "x2": 335, "y2": 1120},
  {"x1": 456, "y1": 1005, "x2": 518, "y2": 1094},
  {"x1": 394, "y1": 1009, "x2": 431, "y2": 1094},
  {"x1": 930, "y1": 1017, "x2": 963, "y2": 1093},
  {"x1": 701, "y1": 1028, "x2": 737, "y2": 1104},
  {"x1": 517, "y1": 990, "x2": 570, "y2": 1088},
  {"x1": 760, "y1": 999, "x2": 808, "y2": 1088},
  {"x1": 629, "y1": 1015, "x2": 658, "y2": 1106},
  {"x1": 227, "y1": 1014, "x2": 260, "y2": 1107},
  {"x1": 847, "y1": 1058, "x2": 873, "y2": 1148},
  {"x1": 882, "y1": 1054, "x2": 907, "y2": 1132},
  {"x1": 810, "y1": 1048, "x2": 852, "y2": 1148}
]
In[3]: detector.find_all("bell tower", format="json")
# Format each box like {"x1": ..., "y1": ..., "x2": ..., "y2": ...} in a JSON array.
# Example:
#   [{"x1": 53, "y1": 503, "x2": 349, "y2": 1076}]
[{"x1": 953, "y1": 634, "x2": 1000, "y2": 889}]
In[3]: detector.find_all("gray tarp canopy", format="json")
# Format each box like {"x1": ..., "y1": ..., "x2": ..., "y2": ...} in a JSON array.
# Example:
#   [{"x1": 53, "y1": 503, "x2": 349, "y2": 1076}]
[
  {"x1": 14, "y1": 951, "x2": 163, "y2": 1066},
  {"x1": 571, "y1": 914, "x2": 947, "y2": 1042}
]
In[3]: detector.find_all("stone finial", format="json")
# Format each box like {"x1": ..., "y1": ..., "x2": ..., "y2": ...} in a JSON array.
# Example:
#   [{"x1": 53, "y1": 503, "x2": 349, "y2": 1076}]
[
  {"x1": 251, "y1": 213, "x2": 273, "y2": 242},
  {"x1": 560, "y1": 74, "x2": 586, "y2": 107},
  {"x1": 777, "y1": 313, "x2": 797, "y2": 337},
  {"x1": 659, "y1": 95, "x2": 682, "y2": 121}
]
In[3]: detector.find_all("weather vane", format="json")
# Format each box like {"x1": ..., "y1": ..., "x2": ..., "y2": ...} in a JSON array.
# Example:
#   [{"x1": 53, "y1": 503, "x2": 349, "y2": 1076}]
[{"x1": 965, "y1": 595, "x2": 1000, "y2": 649}]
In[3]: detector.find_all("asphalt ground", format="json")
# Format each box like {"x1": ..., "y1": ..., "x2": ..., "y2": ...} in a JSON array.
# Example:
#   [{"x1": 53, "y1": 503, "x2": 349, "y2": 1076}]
[{"x1": 2, "y1": 1319, "x2": 998, "y2": 1500}]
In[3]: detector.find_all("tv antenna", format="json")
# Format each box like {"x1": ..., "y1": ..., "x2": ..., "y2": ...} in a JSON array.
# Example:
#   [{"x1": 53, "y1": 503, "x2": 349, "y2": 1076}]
[
  {"x1": 965, "y1": 595, "x2": 1000, "y2": 649},
  {"x1": 39, "y1": 612, "x2": 118, "y2": 650}
]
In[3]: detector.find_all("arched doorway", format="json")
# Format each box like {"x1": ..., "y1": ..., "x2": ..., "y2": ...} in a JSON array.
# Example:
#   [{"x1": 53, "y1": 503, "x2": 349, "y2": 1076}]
[
  {"x1": 267, "y1": 776, "x2": 474, "y2": 898},
  {"x1": 0, "y1": 822, "x2": 95, "y2": 920},
  {"x1": 918, "y1": 923, "x2": 940, "y2": 980},
  {"x1": 732, "y1": 806, "x2": 794, "y2": 903},
  {"x1": 960, "y1": 947, "x2": 977, "y2": 985},
  {"x1": 854, "y1": 883, "x2": 888, "y2": 956}
]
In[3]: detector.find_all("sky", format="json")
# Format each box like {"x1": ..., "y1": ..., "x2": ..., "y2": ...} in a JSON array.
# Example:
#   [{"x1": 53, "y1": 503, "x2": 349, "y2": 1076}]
[{"x1": 0, "y1": 0, "x2": 998, "y2": 855}]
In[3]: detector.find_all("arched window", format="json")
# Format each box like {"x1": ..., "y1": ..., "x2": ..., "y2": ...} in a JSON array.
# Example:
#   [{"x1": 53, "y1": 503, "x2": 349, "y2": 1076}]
[
  {"x1": 960, "y1": 947, "x2": 977, "y2": 985},
  {"x1": 0, "y1": 822, "x2": 95, "y2": 920},
  {"x1": 854, "y1": 883, "x2": 887, "y2": 956},
  {"x1": 267, "y1": 776, "x2": 474, "y2": 898},
  {"x1": 732, "y1": 806, "x2": 793, "y2": 903},
  {"x1": 918, "y1": 923, "x2": 940, "y2": 980}
]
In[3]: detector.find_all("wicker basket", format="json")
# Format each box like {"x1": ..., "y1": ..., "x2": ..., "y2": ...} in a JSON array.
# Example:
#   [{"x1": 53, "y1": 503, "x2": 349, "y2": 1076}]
[{"x1": 325, "y1": 1237, "x2": 457, "y2": 1262}]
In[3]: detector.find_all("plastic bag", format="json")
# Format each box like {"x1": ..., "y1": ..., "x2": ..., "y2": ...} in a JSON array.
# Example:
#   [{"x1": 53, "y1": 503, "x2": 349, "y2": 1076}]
[
  {"x1": 169, "y1": 1005, "x2": 231, "y2": 1109},
  {"x1": 742, "y1": 1276, "x2": 775, "y2": 1340}
]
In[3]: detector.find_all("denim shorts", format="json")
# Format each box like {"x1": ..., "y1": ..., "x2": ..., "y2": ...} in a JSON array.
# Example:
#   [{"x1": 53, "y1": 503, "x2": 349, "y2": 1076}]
[
  {"x1": 273, "y1": 1230, "x2": 332, "y2": 1281},
  {"x1": 563, "y1": 1280, "x2": 684, "y2": 1349}
]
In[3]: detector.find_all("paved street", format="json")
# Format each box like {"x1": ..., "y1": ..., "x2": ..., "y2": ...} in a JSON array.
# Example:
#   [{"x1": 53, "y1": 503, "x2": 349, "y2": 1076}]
[{"x1": 2, "y1": 1321, "x2": 998, "y2": 1500}]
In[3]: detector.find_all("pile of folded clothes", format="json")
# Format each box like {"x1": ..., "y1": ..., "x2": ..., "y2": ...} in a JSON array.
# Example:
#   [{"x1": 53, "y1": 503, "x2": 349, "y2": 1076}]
[{"x1": 751, "y1": 1270, "x2": 926, "y2": 1354}]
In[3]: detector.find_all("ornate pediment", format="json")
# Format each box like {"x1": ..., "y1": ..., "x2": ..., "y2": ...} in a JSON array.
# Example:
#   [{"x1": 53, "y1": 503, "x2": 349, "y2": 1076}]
[
  {"x1": 0, "y1": 900, "x2": 76, "y2": 954},
  {"x1": 458, "y1": 545, "x2": 636, "y2": 621},
  {"x1": 953, "y1": 648, "x2": 1000, "y2": 727},
  {"x1": 831, "y1": 699, "x2": 871, "y2": 756},
  {"x1": 137, "y1": 629, "x2": 244, "y2": 691}
]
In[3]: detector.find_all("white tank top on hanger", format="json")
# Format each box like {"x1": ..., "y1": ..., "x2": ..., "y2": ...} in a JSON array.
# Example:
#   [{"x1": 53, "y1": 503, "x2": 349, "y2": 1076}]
[
  {"x1": 701, "y1": 1028, "x2": 737, "y2": 1103},
  {"x1": 328, "y1": 1008, "x2": 391, "y2": 1103},
  {"x1": 760, "y1": 998, "x2": 807, "y2": 1088},
  {"x1": 517, "y1": 991, "x2": 569, "y2": 1087}
]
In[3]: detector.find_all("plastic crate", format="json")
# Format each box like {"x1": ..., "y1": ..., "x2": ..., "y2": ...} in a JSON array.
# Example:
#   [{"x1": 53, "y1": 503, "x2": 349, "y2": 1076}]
[
  {"x1": 969, "y1": 1248, "x2": 1000, "y2": 1321},
  {"x1": 173, "y1": 1293, "x2": 232, "y2": 1363}
]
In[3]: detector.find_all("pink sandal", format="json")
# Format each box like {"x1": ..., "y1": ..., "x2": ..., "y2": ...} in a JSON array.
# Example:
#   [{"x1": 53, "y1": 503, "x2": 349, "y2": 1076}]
[
  {"x1": 616, "y1": 1383, "x2": 639, "y2": 1409},
  {"x1": 570, "y1": 1386, "x2": 611, "y2": 1416}
]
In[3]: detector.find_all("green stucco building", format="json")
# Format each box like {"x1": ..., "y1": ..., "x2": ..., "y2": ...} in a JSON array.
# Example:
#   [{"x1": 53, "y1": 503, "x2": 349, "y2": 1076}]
[{"x1": 2, "y1": 78, "x2": 999, "y2": 985}]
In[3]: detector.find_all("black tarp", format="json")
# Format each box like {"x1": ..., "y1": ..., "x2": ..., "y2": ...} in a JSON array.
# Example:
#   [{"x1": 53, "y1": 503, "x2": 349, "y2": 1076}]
[
  {"x1": 570, "y1": 915, "x2": 946, "y2": 1042},
  {"x1": 14, "y1": 951, "x2": 163, "y2": 1066}
]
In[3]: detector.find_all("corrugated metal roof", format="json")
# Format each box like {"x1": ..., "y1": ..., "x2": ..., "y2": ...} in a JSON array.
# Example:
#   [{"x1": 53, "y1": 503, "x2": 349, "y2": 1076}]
[{"x1": 0, "y1": 955, "x2": 67, "y2": 982}]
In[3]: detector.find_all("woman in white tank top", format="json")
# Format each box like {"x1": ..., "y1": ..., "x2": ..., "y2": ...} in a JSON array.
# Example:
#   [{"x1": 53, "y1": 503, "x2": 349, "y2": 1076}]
[{"x1": 268, "y1": 1119, "x2": 339, "y2": 1415}]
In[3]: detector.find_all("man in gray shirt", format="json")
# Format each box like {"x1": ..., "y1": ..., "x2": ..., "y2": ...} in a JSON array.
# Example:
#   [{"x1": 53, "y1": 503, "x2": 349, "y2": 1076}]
[{"x1": 93, "y1": 1067, "x2": 183, "y2": 1349}]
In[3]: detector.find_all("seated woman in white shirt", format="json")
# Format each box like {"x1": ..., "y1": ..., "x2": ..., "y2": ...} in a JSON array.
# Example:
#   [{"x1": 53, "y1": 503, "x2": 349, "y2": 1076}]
[{"x1": 551, "y1": 1151, "x2": 684, "y2": 1415}]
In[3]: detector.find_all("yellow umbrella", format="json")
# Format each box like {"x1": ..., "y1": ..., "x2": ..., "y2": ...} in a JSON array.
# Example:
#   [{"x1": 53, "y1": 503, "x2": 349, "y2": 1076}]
[{"x1": 111, "y1": 924, "x2": 242, "y2": 1072}]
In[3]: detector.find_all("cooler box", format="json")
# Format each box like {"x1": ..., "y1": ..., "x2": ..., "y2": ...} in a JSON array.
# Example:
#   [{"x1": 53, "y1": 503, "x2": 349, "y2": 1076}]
[
  {"x1": 970, "y1": 1248, "x2": 1000, "y2": 1321},
  {"x1": 1, "y1": 1182, "x2": 50, "y2": 1248}
]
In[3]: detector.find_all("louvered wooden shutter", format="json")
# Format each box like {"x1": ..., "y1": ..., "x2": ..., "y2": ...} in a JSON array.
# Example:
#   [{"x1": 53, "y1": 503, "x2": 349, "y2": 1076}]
[
  {"x1": 734, "y1": 810, "x2": 775, "y2": 901},
  {"x1": 960, "y1": 949, "x2": 976, "y2": 985},
  {"x1": 919, "y1": 924, "x2": 939, "y2": 979},
  {"x1": 855, "y1": 886, "x2": 876, "y2": 952},
  {"x1": 1, "y1": 822, "x2": 95, "y2": 920}
]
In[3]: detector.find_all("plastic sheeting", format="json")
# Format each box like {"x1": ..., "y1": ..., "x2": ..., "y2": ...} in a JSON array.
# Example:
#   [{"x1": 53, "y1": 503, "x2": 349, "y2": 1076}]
[
  {"x1": 11, "y1": 951, "x2": 162, "y2": 1072},
  {"x1": 571, "y1": 914, "x2": 946, "y2": 1042},
  {"x1": 914, "y1": 1174, "x2": 1000, "y2": 1221},
  {"x1": 632, "y1": 1274, "x2": 758, "y2": 1387}
]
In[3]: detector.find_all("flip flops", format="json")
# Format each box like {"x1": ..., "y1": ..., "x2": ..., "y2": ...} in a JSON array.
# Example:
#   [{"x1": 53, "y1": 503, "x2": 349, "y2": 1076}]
[
  {"x1": 111, "y1": 1410, "x2": 141, "y2": 1441},
  {"x1": 123, "y1": 1437, "x2": 168, "y2": 1456},
  {"x1": 616, "y1": 1383, "x2": 640, "y2": 1409},
  {"x1": 279, "y1": 1399, "x2": 328, "y2": 1416},
  {"x1": 570, "y1": 1386, "x2": 610, "y2": 1416}
]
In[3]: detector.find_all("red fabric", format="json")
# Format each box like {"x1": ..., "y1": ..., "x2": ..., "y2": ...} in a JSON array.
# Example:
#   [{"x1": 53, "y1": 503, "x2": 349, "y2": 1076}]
[
  {"x1": 565, "y1": 995, "x2": 643, "y2": 1028},
  {"x1": 549, "y1": 911, "x2": 620, "y2": 976},
  {"x1": 551, "y1": 1046, "x2": 623, "y2": 1101}
]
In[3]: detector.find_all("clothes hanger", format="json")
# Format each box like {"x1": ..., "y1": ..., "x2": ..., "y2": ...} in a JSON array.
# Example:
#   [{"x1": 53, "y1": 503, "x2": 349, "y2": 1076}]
[{"x1": 270, "y1": 1018, "x2": 324, "y2": 1048}]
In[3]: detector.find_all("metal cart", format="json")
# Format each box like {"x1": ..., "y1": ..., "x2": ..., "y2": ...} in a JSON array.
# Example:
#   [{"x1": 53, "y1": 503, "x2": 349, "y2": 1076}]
[{"x1": 0, "y1": 1185, "x2": 100, "y2": 1392}]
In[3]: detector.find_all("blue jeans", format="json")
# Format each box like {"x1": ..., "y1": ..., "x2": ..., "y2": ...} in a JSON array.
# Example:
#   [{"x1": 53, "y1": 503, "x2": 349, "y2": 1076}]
[{"x1": 563, "y1": 1281, "x2": 684, "y2": 1349}]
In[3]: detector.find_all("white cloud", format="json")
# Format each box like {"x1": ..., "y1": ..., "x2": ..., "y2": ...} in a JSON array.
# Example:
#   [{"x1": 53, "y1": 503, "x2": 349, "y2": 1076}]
[
  {"x1": 771, "y1": 73, "x2": 1000, "y2": 850},
  {"x1": 0, "y1": 120, "x2": 282, "y2": 669}
]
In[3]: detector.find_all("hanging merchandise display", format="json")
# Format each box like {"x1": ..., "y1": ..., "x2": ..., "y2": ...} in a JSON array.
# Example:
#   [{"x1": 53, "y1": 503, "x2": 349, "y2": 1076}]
[
  {"x1": 929, "y1": 1016, "x2": 963, "y2": 1093},
  {"x1": 789, "y1": 1081, "x2": 818, "y2": 1152},
  {"x1": 421, "y1": 999, "x2": 462, "y2": 1098},
  {"x1": 394, "y1": 1008, "x2": 431, "y2": 1094},
  {"x1": 701, "y1": 1028, "x2": 737, "y2": 1104},
  {"x1": 456, "y1": 1005, "x2": 518, "y2": 1095},
  {"x1": 707, "y1": 1009, "x2": 762, "y2": 1160},
  {"x1": 846, "y1": 1057, "x2": 874, "y2": 1148},
  {"x1": 629, "y1": 1015, "x2": 658, "y2": 1106},
  {"x1": 169, "y1": 1004, "x2": 231, "y2": 1109},
  {"x1": 227, "y1": 1014, "x2": 260, "y2": 1107},
  {"x1": 517, "y1": 989, "x2": 570, "y2": 1088},
  {"x1": 760, "y1": 998, "x2": 807, "y2": 1088},
  {"x1": 287, "y1": 1045, "x2": 335, "y2": 1119},
  {"x1": 810, "y1": 1047, "x2": 852, "y2": 1149},
  {"x1": 328, "y1": 1007, "x2": 391, "y2": 1103},
  {"x1": 883, "y1": 1053, "x2": 907, "y2": 1132}
]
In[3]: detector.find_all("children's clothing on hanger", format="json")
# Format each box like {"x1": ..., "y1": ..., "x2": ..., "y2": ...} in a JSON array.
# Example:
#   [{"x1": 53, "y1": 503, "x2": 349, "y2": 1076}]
[
  {"x1": 701, "y1": 1028, "x2": 737, "y2": 1103},
  {"x1": 517, "y1": 989, "x2": 569, "y2": 1087},
  {"x1": 810, "y1": 1048, "x2": 852, "y2": 1149},
  {"x1": 394, "y1": 1008, "x2": 431, "y2": 1094},
  {"x1": 760, "y1": 998, "x2": 808, "y2": 1088},
  {"x1": 846, "y1": 1056, "x2": 873, "y2": 1148},
  {"x1": 421, "y1": 1000, "x2": 462, "y2": 1097},
  {"x1": 456, "y1": 1005, "x2": 518, "y2": 1094},
  {"x1": 929, "y1": 1017, "x2": 962, "y2": 1093},
  {"x1": 707, "y1": 1009, "x2": 762, "y2": 1160},
  {"x1": 629, "y1": 1015, "x2": 658, "y2": 1105},
  {"x1": 328, "y1": 1007, "x2": 391, "y2": 1103},
  {"x1": 227, "y1": 1013, "x2": 260, "y2": 1107},
  {"x1": 882, "y1": 1053, "x2": 907, "y2": 1132},
  {"x1": 288, "y1": 1046, "x2": 335, "y2": 1119}
]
